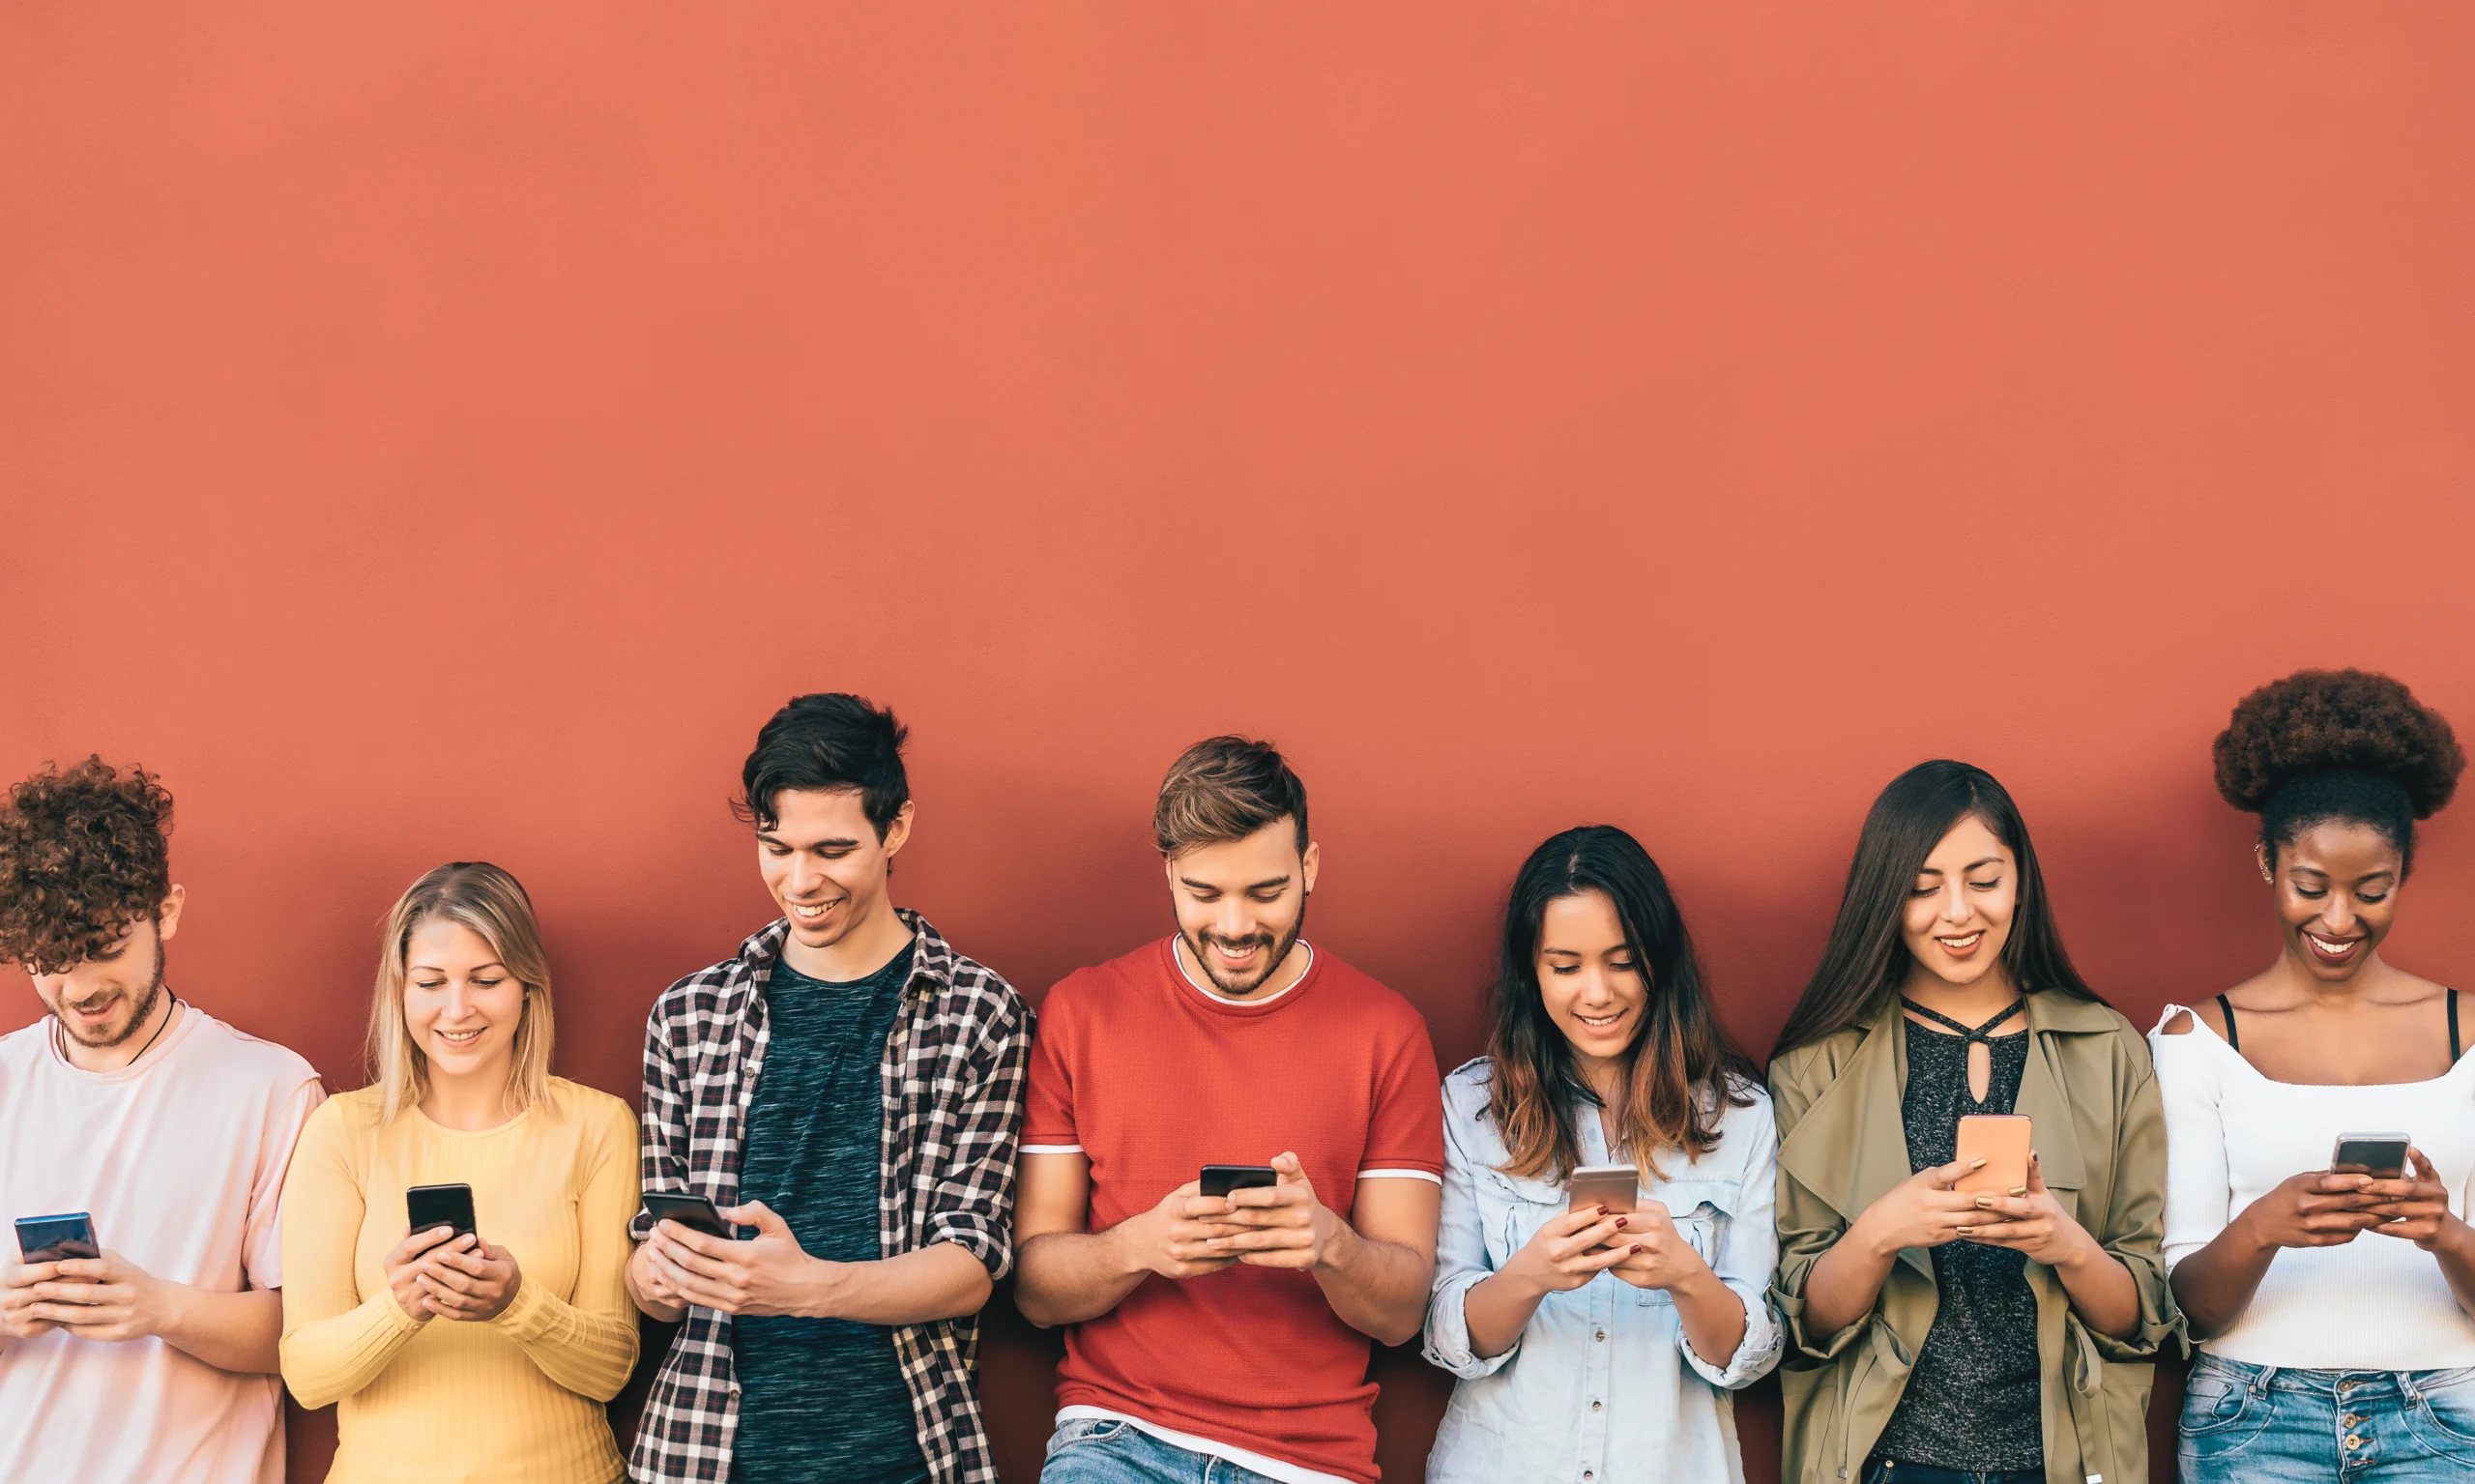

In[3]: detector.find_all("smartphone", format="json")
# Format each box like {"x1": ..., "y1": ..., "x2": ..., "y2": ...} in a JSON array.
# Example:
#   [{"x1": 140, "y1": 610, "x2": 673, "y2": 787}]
[
  {"x1": 642, "y1": 1192, "x2": 741, "y2": 1240},
  {"x1": 406, "y1": 1182, "x2": 477, "y2": 1239},
  {"x1": 1954, "y1": 1115, "x2": 2033, "y2": 1196},
  {"x1": 14, "y1": 1212, "x2": 101, "y2": 1265},
  {"x1": 1566, "y1": 1164, "x2": 1641, "y2": 1214},
  {"x1": 1199, "y1": 1165, "x2": 1279, "y2": 1199},
  {"x1": 2332, "y1": 1133, "x2": 2411, "y2": 1179}
]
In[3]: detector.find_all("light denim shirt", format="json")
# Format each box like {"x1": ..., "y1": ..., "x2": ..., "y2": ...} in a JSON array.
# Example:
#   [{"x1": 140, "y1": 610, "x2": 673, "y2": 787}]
[{"x1": 1421, "y1": 1058, "x2": 1783, "y2": 1484}]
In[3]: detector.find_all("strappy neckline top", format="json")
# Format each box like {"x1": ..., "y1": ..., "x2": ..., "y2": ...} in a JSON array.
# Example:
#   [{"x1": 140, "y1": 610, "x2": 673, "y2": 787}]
[
  {"x1": 1900, "y1": 997, "x2": 2027, "y2": 1044},
  {"x1": 2215, "y1": 987, "x2": 2461, "y2": 1068}
]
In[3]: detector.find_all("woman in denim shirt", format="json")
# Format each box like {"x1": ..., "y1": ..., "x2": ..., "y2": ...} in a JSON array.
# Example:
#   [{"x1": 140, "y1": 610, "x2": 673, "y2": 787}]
[{"x1": 1423, "y1": 826, "x2": 1782, "y2": 1484}]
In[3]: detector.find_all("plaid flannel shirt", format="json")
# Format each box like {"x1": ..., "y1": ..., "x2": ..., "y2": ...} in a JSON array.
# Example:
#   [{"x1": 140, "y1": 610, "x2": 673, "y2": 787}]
[{"x1": 626, "y1": 909, "x2": 1032, "y2": 1484}]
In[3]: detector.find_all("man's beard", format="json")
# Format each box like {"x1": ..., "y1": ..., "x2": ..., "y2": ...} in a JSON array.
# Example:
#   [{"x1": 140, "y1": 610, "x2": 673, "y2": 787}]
[
  {"x1": 1182, "y1": 904, "x2": 1307, "y2": 998},
  {"x1": 56, "y1": 936, "x2": 167, "y2": 1049}
]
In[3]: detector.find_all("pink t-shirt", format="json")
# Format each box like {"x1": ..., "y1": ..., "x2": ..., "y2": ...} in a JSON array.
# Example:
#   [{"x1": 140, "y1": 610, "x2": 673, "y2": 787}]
[{"x1": 0, "y1": 1004, "x2": 324, "y2": 1484}]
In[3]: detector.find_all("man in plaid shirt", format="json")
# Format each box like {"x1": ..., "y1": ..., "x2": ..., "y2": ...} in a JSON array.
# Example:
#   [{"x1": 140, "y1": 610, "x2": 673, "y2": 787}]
[{"x1": 624, "y1": 694, "x2": 1031, "y2": 1484}]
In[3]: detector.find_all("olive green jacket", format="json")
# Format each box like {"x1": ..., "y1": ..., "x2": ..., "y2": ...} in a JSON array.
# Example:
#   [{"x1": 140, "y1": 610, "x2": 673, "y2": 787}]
[{"x1": 1767, "y1": 992, "x2": 2180, "y2": 1484}]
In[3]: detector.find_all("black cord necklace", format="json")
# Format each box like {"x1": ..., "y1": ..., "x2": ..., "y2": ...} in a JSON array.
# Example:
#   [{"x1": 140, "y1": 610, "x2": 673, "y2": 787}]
[{"x1": 56, "y1": 991, "x2": 181, "y2": 1067}]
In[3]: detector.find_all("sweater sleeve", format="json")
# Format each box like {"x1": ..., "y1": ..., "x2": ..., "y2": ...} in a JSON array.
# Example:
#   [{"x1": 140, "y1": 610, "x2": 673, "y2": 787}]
[
  {"x1": 491, "y1": 1098, "x2": 643, "y2": 1401},
  {"x1": 278, "y1": 1100, "x2": 427, "y2": 1410}
]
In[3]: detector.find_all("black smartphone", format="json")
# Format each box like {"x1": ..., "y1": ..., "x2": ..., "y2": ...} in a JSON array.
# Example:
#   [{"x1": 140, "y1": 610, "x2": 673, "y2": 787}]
[
  {"x1": 642, "y1": 1192, "x2": 741, "y2": 1240},
  {"x1": 1199, "y1": 1164, "x2": 1279, "y2": 1199},
  {"x1": 14, "y1": 1212, "x2": 101, "y2": 1265},
  {"x1": 2332, "y1": 1133, "x2": 2412, "y2": 1179},
  {"x1": 406, "y1": 1182, "x2": 477, "y2": 1238}
]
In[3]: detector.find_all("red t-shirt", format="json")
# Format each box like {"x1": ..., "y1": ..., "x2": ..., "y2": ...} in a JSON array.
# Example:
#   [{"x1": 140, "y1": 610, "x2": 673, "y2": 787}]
[{"x1": 1024, "y1": 938, "x2": 1445, "y2": 1483}]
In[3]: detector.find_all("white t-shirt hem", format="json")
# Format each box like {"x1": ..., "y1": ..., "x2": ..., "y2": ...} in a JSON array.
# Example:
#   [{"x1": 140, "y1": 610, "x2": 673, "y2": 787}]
[
  {"x1": 1056, "y1": 1407, "x2": 1351, "y2": 1484},
  {"x1": 1172, "y1": 940, "x2": 1316, "y2": 1006}
]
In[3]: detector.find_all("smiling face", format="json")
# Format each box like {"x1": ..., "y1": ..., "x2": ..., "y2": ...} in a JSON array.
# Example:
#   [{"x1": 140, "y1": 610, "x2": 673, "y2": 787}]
[
  {"x1": 29, "y1": 887, "x2": 182, "y2": 1050},
  {"x1": 402, "y1": 917, "x2": 526, "y2": 1088},
  {"x1": 1534, "y1": 888, "x2": 1649, "y2": 1076},
  {"x1": 1902, "y1": 814, "x2": 2019, "y2": 988},
  {"x1": 1165, "y1": 821, "x2": 1319, "y2": 996},
  {"x1": 757, "y1": 787, "x2": 914, "y2": 955},
  {"x1": 2266, "y1": 820, "x2": 2402, "y2": 980}
]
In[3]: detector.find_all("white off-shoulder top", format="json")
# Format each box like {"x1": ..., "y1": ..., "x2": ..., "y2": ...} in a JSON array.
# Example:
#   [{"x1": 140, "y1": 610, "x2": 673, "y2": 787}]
[{"x1": 2148, "y1": 1004, "x2": 2475, "y2": 1370}]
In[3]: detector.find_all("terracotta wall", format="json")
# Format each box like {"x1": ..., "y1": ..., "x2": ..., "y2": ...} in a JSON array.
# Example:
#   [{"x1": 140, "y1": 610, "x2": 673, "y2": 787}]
[{"x1": 7, "y1": 5, "x2": 2474, "y2": 1480}]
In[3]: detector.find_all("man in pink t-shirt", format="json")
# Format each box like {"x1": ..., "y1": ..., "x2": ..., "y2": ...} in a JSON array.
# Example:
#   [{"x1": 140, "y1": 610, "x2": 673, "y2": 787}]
[
  {"x1": 1013, "y1": 738, "x2": 1444, "y2": 1484},
  {"x1": 0, "y1": 759, "x2": 324, "y2": 1484}
]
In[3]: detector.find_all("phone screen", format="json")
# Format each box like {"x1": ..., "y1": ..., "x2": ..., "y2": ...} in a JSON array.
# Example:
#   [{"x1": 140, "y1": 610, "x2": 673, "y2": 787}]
[
  {"x1": 1199, "y1": 1165, "x2": 1279, "y2": 1199},
  {"x1": 14, "y1": 1212, "x2": 101, "y2": 1265},
  {"x1": 642, "y1": 1193, "x2": 736, "y2": 1239},
  {"x1": 2332, "y1": 1135, "x2": 2411, "y2": 1179},
  {"x1": 405, "y1": 1183, "x2": 477, "y2": 1238}
]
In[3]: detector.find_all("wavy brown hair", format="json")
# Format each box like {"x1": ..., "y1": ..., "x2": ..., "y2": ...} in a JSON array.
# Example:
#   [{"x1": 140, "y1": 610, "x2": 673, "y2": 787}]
[
  {"x1": 0, "y1": 757, "x2": 175, "y2": 975},
  {"x1": 1485, "y1": 826, "x2": 1757, "y2": 1182}
]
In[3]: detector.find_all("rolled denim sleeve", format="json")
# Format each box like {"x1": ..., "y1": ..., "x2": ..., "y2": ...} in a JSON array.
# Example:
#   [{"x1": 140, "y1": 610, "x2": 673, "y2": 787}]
[
  {"x1": 1680, "y1": 1093, "x2": 1785, "y2": 1389},
  {"x1": 1422, "y1": 1079, "x2": 1515, "y2": 1380}
]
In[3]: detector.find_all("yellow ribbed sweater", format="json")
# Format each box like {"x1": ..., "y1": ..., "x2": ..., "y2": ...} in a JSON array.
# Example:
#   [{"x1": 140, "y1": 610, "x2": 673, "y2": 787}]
[{"x1": 279, "y1": 1080, "x2": 641, "y2": 1484}]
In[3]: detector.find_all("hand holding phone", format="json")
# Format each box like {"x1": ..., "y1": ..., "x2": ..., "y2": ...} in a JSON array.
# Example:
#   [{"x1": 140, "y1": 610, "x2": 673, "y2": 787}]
[
  {"x1": 383, "y1": 1224, "x2": 476, "y2": 1322},
  {"x1": 14, "y1": 1212, "x2": 102, "y2": 1266},
  {"x1": 2356, "y1": 1146, "x2": 2459, "y2": 1249},
  {"x1": 643, "y1": 1192, "x2": 742, "y2": 1241},
  {"x1": 1566, "y1": 1164, "x2": 1641, "y2": 1215},
  {"x1": 2331, "y1": 1133, "x2": 2411, "y2": 1180}
]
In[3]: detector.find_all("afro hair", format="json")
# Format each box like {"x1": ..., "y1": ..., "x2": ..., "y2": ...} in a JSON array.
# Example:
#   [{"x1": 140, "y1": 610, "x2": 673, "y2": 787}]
[{"x1": 2213, "y1": 669, "x2": 2462, "y2": 818}]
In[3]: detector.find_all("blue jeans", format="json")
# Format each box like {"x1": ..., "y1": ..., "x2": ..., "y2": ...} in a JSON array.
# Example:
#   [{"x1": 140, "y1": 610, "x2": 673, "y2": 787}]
[
  {"x1": 2180, "y1": 1353, "x2": 2475, "y2": 1481},
  {"x1": 1039, "y1": 1418, "x2": 1285, "y2": 1484},
  {"x1": 1860, "y1": 1459, "x2": 2039, "y2": 1484}
]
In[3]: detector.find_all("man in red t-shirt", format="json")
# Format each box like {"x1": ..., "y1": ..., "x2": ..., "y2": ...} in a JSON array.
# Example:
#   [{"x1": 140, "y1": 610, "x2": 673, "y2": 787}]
[{"x1": 1014, "y1": 737, "x2": 1444, "y2": 1484}]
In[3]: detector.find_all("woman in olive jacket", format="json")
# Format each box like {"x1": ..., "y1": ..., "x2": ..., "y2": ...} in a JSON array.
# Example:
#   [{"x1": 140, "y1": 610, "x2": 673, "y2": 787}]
[{"x1": 1769, "y1": 763, "x2": 2176, "y2": 1484}]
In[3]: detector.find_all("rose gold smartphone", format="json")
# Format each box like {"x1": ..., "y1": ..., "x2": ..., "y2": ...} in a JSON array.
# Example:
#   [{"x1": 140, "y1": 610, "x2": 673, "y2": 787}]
[
  {"x1": 1566, "y1": 1164, "x2": 1640, "y2": 1214},
  {"x1": 1953, "y1": 1115, "x2": 2032, "y2": 1195}
]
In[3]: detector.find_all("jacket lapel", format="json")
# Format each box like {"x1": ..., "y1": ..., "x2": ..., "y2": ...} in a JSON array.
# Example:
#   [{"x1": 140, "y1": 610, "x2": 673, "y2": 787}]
[{"x1": 1777, "y1": 1010, "x2": 1940, "y2": 1283}]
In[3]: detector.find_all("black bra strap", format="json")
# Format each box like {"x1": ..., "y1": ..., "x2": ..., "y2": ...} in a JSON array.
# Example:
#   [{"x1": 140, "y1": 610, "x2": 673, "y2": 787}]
[
  {"x1": 2450, "y1": 989, "x2": 2460, "y2": 1062},
  {"x1": 2217, "y1": 994, "x2": 2239, "y2": 1053},
  {"x1": 1902, "y1": 997, "x2": 2026, "y2": 1044}
]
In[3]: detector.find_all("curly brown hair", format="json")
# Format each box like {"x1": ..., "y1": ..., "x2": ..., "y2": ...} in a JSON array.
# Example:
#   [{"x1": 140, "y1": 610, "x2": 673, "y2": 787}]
[
  {"x1": 0, "y1": 757, "x2": 175, "y2": 975},
  {"x1": 2212, "y1": 668, "x2": 2464, "y2": 872}
]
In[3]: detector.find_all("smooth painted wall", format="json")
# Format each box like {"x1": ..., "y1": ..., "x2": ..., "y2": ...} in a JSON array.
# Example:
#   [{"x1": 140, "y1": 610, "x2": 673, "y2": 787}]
[{"x1": 7, "y1": 6, "x2": 2474, "y2": 1481}]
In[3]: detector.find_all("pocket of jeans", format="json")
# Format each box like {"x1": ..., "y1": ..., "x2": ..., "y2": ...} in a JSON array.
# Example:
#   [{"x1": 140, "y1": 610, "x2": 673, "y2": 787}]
[
  {"x1": 2177, "y1": 1359, "x2": 2257, "y2": 1440},
  {"x1": 1046, "y1": 1418, "x2": 1133, "y2": 1457},
  {"x1": 2410, "y1": 1367, "x2": 2475, "y2": 1449}
]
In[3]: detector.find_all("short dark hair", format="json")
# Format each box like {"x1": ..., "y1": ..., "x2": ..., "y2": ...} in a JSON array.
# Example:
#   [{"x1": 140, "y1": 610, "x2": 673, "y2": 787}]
[
  {"x1": 2213, "y1": 668, "x2": 2463, "y2": 877},
  {"x1": 0, "y1": 756, "x2": 176, "y2": 975},
  {"x1": 735, "y1": 694, "x2": 910, "y2": 837},
  {"x1": 1153, "y1": 736, "x2": 1309, "y2": 858}
]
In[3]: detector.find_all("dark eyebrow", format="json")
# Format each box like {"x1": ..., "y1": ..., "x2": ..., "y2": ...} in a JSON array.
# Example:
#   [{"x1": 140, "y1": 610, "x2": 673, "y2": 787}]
[
  {"x1": 1919, "y1": 856, "x2": 2006, "y2": 876},
  {"x1": 757, "y1": 831, "x2": 863, "y2": 851},
  {"x1": 1179, "y1": 873, "x2": 1292, "y2": 892}
]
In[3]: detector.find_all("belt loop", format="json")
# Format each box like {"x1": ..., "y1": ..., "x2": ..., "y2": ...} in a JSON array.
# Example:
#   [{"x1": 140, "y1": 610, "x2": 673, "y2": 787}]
[
  {"x1": 2395, "y1": 1369, "x2": 2421, "y2": 1405},
  {"x1": 2250, "y1": 1363, "x2": 2277, "y2": 1395}
]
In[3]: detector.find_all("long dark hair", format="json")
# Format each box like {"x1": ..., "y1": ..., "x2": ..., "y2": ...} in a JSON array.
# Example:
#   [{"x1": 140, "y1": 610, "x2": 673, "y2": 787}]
[
  {"x1": 1771, "y1": 761, "x2": 2099, "y2": 1060},
  {"x1": 1484, "y1": 825, "x2": 1758, "y2": 1181}
]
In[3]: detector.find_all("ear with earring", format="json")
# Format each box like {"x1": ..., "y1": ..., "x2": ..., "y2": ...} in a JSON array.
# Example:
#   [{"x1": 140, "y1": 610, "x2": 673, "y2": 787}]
[{"x1": 2257, "y1": 845, "x2": 2274, "y2": 885}]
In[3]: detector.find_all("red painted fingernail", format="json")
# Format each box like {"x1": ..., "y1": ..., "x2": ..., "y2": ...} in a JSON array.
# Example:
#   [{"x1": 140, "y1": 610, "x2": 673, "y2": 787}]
[
  {"x1": 1596, "y1": 1206, "x2": 1610, "y2": 1215},
  {"x1": 1630, "y1": 1244, "x2": 1644, "y2": 1254},
  {"x1": 1615, "y1": 1216, "x2": 1628, "y2": 1228}
]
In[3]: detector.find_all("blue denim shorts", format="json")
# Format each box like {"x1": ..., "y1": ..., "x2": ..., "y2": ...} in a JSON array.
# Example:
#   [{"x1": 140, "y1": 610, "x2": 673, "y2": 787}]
[{"x1": 2179, "y1": 1353, "x2": 2475, "y2": 1481}]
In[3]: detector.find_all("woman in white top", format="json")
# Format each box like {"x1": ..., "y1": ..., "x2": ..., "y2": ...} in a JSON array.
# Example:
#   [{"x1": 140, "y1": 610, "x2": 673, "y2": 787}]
[{"x1": 2153, "y1": 669, "x2": 2475, "y2": 1482}]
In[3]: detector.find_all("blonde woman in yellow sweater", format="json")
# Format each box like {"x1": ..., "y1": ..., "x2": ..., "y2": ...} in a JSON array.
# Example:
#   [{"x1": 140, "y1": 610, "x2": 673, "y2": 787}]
[{"x1": 279, "y1": 862, "x2": 639, "y2": 1484}]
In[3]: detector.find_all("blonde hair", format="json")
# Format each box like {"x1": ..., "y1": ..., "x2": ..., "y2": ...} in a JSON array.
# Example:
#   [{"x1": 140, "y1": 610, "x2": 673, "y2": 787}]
[{"x1": 368, "y1": 861, "x2": 557, "y2": 1124}]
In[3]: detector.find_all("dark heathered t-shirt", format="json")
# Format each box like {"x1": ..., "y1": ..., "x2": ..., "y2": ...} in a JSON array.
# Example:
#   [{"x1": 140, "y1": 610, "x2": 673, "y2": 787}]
[
  {"x1": 1871, "y1": 1020, "x2": 2045, "y2": 1473},
  {"x1": 730, "y1": 945, "x2": 925, "y2": 1484}
]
